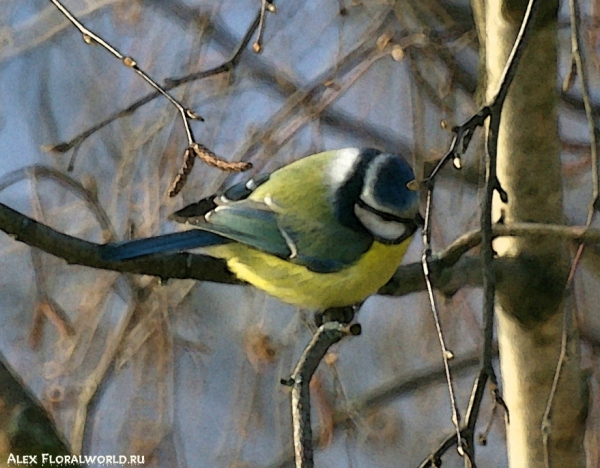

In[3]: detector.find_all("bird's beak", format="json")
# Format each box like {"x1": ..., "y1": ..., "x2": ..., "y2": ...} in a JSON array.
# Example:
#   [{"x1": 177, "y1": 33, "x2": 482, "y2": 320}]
[{"x1": 406, "y1": 179, "x2": 420, "y2": 191}]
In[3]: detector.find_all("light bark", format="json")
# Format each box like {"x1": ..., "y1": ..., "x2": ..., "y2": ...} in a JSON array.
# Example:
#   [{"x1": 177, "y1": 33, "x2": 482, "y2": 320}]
[{"x1": 485, "y1": 1, "x2": 587, "y2": 466}]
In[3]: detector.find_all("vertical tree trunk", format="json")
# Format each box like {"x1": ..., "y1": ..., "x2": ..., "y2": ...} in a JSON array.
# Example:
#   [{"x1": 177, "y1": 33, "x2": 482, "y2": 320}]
[{"x1": 485, "y1": 1, "x2": 587, "y2": 466}]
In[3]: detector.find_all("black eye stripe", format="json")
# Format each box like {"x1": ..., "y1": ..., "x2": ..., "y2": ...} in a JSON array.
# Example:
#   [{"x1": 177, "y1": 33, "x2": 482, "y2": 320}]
[
  {"x1": 355, "y1": 198, "x2": 415, "y2": 225},
  {"x1": 334, "y1": 149, "x2": 381, "y2": 232}
]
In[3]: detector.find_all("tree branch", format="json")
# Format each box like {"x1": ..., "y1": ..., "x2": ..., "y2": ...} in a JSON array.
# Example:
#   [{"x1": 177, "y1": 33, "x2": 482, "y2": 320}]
[
  {"x1": 4, "y1": 199, "x2": 600, "y2": 296},
  {"x1": 0, "y1": 201, "x2": 237, "y2": 285},
  {"x1": 282, "y1": 322, "x2": 361, "y2": 468}
]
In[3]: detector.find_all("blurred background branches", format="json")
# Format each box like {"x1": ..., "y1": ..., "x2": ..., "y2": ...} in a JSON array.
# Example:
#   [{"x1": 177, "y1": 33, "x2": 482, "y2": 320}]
[{"x1": 1, "y1": 0, "x2": 600, "y2": 466}]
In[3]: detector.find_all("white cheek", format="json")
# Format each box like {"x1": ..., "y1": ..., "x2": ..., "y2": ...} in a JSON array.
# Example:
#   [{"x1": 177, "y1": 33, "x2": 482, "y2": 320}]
[{"x1": 354, "y1": 204, "x2": 406, "y2": 241}]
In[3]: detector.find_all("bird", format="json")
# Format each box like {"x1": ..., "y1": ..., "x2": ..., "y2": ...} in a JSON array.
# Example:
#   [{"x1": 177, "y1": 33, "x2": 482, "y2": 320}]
[{"x1": 101, "y1": 148, "x2": 421, "y2": 313}]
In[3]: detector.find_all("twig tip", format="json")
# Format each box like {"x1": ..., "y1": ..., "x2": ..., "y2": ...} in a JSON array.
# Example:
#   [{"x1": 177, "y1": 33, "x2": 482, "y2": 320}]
[
  {"x1": 43, "y1": 143, "x2": 72, "y2": 153},
  {"x1": 280, "y1": 377, "x2": 294, "y2": 387}
]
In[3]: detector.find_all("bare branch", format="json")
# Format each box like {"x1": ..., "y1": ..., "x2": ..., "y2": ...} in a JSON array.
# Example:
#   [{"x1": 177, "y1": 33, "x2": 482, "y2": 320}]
[
  {"x1": 420, "y1": 189, "x2": 464, "y2": 456},
  {"x1": 0, "y1": 201, "x2": 238, "y2": 285},
  {"x1": 48, "y1": 0, "x2": 204, "y2": 136},
  {"x1": 4, "y1": 195, "x2": 600, "y2": 296},
  {"x1": 253, "y1": 0, "x2": 277, "y2": 53},
  {"x1": 268, "y1": 348, "x2": 498, "y2": 468},
  {"x1": 421, "y1": 1, "x2": 542, "y2": 462},
  {"x1": 47, "y1": 0, "x2": 257, "y2": 195},
  {"x1": 281, "y1": 322, "x2": 361, "y2": 468}
]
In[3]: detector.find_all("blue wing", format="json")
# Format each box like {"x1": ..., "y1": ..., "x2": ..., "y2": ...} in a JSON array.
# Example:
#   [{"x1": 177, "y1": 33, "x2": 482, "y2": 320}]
[
  {"x1": 101, "y1": 230, "x2": 229, "y2": 261},
  {"x1": 101, "y1": 175, "x2": 273, "y2": 262}
]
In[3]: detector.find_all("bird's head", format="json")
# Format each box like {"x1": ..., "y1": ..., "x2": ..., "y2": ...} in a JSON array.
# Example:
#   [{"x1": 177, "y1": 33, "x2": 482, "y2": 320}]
[{"x1": 332, "y1": 148, "x2": 421, "y2": 244}]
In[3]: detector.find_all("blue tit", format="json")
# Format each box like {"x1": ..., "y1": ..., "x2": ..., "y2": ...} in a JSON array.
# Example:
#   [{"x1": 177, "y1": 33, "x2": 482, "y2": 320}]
[{"x1": 102, "y1": 148, "x2": 421, "y2": 310}]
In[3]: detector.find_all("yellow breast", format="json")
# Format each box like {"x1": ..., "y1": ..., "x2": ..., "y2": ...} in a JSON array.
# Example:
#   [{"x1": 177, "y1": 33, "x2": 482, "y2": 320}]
[{"x1": 206, "y1": 238, "x2": 412, "y2": 310}]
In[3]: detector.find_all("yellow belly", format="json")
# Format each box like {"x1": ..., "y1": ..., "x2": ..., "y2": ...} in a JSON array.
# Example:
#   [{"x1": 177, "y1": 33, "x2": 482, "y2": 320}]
[{"x1": 205, "y1": 238, "x2": 412, "y2": 310}]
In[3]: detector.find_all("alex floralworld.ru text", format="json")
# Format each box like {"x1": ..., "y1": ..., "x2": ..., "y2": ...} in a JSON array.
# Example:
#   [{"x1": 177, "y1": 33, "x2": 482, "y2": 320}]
[{"x1": 6, "y1": 453, "x2": 145, "y2": 465}]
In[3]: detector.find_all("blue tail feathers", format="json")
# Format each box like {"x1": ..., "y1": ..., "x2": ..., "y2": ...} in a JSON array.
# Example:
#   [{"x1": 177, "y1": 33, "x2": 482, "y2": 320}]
[{"x1": 101, "y1": 230, "x2": 229, "y2": 261}]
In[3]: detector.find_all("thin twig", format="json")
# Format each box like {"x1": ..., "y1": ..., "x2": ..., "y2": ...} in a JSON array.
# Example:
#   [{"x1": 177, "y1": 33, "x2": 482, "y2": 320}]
[
  {"x1": 226, "y1": 8, "x2": 396, "y2": 176},
  {"x1": 281, "y1": 322, "x2": 361, "y2": 468},
  {"x1": 47, "y1": 5, "x2": 407, "y2": 188},
  {"x1": 541, "y1": 273, "x2": 575, "y2": 468},
  {"x1": 27, "y1": 185, "x2": 75, "y2": 348},
  {"x1": 541, "y1": 228, "x2": 585, "y2": 465},
  {"x1": 477, "y1": 392, "x2": 499, "y2": 446},
  {"x1": 571, "y1": 0, "x2": 599, "y2": 226},
  {"x1": 425, "y1": 0, "x2": 540, "y2": 186},
  {"x1": 269, "y1": 348, "x2": 498, "y2": 468},
  {"x1": 47, "y1": 0, "x2": 257, "y2": 195},
  {"x1": 165, "y1": 12, "x2": 260, "y2": 88},
  {"x1": 46, "y1": 9, "x2": 260, "y2": 151},
  {"x1": 421, "y1": 189, "x2": 464, "y2": 456},
  {"x1": 487, "y1": 0, "x2": 539, "y2": 110},
  {"x1": 0, "y1": 166, "x2": 116, "y2": 241},
  {"x1": 70, "y1": 296, "x2": 136, "y2": 454},
  {"x1": 48, "y1": 0, "x2": 204, "y2": 141},
  {"x1": 541, "y1": 1, "x2": 598, "y2": 462},
  {"x1": 253, "y1": 0, "x2": 276, "y2": 53}
]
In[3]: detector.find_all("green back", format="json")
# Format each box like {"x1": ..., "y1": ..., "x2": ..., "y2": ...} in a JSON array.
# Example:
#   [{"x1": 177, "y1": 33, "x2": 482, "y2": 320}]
[{"x1": 198, "y1": 151, "x2": 373, "y2": 272}]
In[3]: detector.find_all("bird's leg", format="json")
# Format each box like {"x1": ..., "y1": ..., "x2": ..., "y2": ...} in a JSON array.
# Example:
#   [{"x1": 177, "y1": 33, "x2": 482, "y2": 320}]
[{"x1": 314, "y1": 303, "x2": 360, "y2": 327}]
